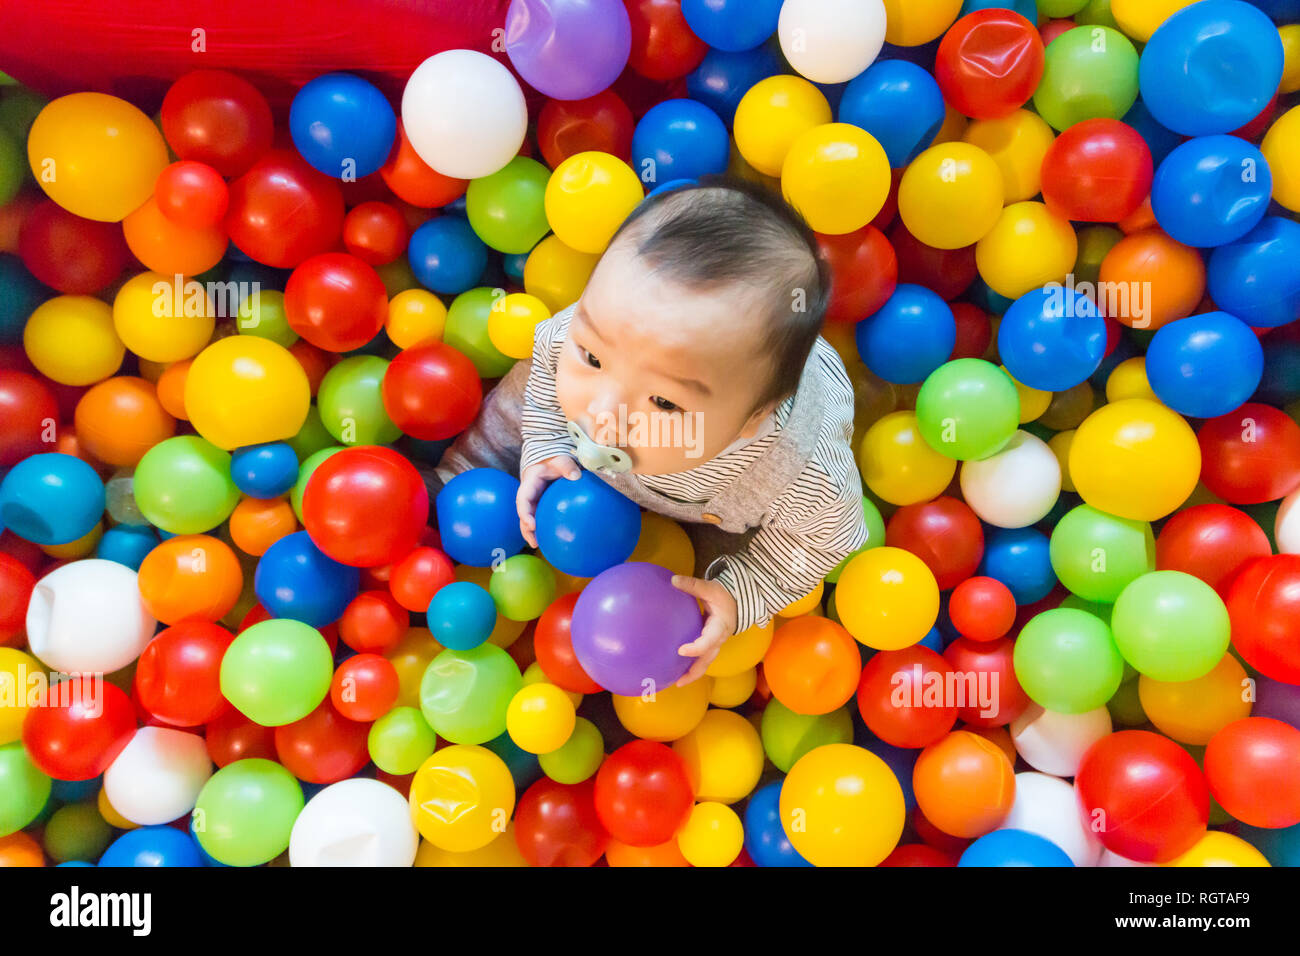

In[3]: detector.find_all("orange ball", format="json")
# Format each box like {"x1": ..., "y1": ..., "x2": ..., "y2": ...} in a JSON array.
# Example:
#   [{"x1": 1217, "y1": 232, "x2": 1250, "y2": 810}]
[
  {"x1": 0, "y1": 830, "x2": 44, "y2": 867},
  {"x1": 913, "y1": 730, "x2": 1016, "y2": 839},
  {"x1": 603, "y1": 836, "x2": 690, "y2": 867},
  {"x1": 1098, "y1": 228, "x2": 1205, "y2": 331},
  {"x1": 136, "y1": 534, "x2": 244, "y2": 624},
  {"x1": 73, "y1": 376, "x2": 176, "y2": 466},
  {"x1": 52, "y1": 427, "x2": 104, "y2": 471},
  {"x1": 155, "y1": 360, "x2": 192, "y2": 420},
  {"x1": 761, "y1": 616, "x2": 862, "y2": 716},
  {"x1": 229, "y1": 496, "x2": 298, "y2": 556},
  {"x1": 122, "y1": 196, "x2": 227, "y2": 276}
]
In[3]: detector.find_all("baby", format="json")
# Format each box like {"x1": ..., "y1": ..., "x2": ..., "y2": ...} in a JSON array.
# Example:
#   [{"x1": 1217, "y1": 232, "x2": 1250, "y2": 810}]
[{"x1": 435, "y1": 174, "x2": 868, "y2": 686}]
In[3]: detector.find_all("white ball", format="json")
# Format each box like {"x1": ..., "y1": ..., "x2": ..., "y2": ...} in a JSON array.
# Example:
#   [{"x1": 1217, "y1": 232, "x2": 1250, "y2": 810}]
[
  {"x1": 401, "y1": 50, "x2": 528, "y2": 179},
  {"x1": 778, "y1": 0, "x2": 887, "y2": 84},
  {"x1": 103, "y1": 727, "x2": 212, "y2": 826},
  {"x1": 1001, "y1": 771, "x2": 1103, "y2": 867},
  {"x1": 25, "y1": 559, "x2": 156, "y2": 673},
  {"x1": 1276, "y1": 487, "x2": 1300, "y2": 553},
  {"x1": 960, "y1": 430, "x2": 1062, "y2": 528},
  {"x1": 1010, "y1": 703, "x2": 1112, "y2": 777},
  {"x1": 289, "y1": 778, "x2": 418, "y2": 867}
]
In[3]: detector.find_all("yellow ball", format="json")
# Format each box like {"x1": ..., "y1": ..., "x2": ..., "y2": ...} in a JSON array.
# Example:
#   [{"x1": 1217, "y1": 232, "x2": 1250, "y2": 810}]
[
  {"x1": 676, "y1": 802, "x2": 745, "y2": 867},
  {"x1": 709, "y1": 668, "x2": 757, "y2": 708},
  {"x1": 1069, "y1": 398, "x2": 1201, "y2": 521},
  {"x1": 612, "y1": 678, "x2": 712, "y2": 742},
  {"x1": 734, "y1": 76, "x2": 833, "y2": 178},
  {"x1": 487, "y1": 292, "x2": 550, "y2": 360},
  {"x1": 1280, "y1": 25, "x2": 1300, "y2": 95},
  {"x1": 883, "y1": 0, "x2": 964, "y2": 46},
  {"x1": 858, "y1": 411, "x2": 957, "y2": 506},
  {"x1": 41, "y1": 521, "x2": 102, "y2": 560},
  {"x1": 1049, "y1": 430, "x2": 1077, "y2": 493},
  {"x1": 409, "y1": 745, "x2": 516, "y2": 852},
  {"x1": 386, "y1": 289, "x2": 447, "y2": 349},
  {"x1": 898, "y1": 142, "x2": 1005, "y2": 250},
  {"x1": 1039, "y1": 381, "x2": 1096, "y2": 431},
  {"x1": 522, "y1": 662, "x2": 583, "y2": 708},
  {"x1": 779, "y1": 743, "x2": 905, "y2": 866},
  {"x1": 506, "y1": 683, "x2": 576, "y2": 755},
  {"x1": 834, "y1": 546, "x2": 940, "y2": 650},
  {"x1": 1262, "y1": 105, "x2": 1300, "y2": 214},
  {"x1": 1111, "y1": 0, "x2": 1200, "y2": 43},
  {"x1": 414, "y1": 824, "x2": 530, "y2": 867},
  {"x1": 523, "y1": 234, "x2": 599, "y2": 314},
  {"x1": 1003, "y1": 366, "x2": 1053, "y2": 423},
  {"x1": 627, "y1": 512, "x2": 695, "y2": 578},
  {"x1": 672, "y1": 708, "x2": 765, "y2": 804},
  {"x1": 24, "y1": 295, "x2": 124, "y2": 386},
  {"x1": 26, "y1": 92, "x2": 169, "y2": 222},
  {"x1": 137, "y1": 358, "x2": 168, "y2": 384},
  {"x1": 706, "y1": 618, "x2": 774, "y2": 678},
  {"x1": 385, "y1": 627, "x2": 444, "y2": 710},
  {"x1": 976, "y1": 201, "x2": 1078, "y2": 300},
  {"x1": 962, "y1": 110, "x2": 1057, "y2": 203},
  {"x1": 1138, "y1": 654, "x2": 1251, "y2": 746},
  {"x1": 98, "y1": 787, "x2": 138, "y2": 831},
  {"x1": 781, "y1": 123, "x2": 891, "y2": 235},
  {"x1": 1105, "y1": 356, "x2": 1158, "y2": 403},
  {"x1": 184, "y1": 335, "x2": 311, "y2": 450},
  {"x1": 0, "y1": 649, "x2": 41, "y2": 745},
  {"x1": 376, "y1": 258, "x2": 420, "y2": 297},
  {"x1": 778, "y1": 581, "x2": 824, "y2": 618},
  {"x1": 114, "y1": 271, "x2": 216, "y2": 363},
  {"x1": 931, "y1": 105, "x2": 970, "y2": 147},
  {"x1": 1165, "y1": 831, "x2": 1270, "y2": 868},
  {"x1": 544, "y1": 151, "x2": 644, "y2": 254}
]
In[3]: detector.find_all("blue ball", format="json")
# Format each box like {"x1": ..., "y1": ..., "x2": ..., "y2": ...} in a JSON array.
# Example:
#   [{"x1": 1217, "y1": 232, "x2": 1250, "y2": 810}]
[
  {"x1": 631, "y1": 98, "x2": 731, "y2": 188},
  {"x1": 1139, "y1": 0, "x2": 1284, "y2": 137},
  {"x1": 51, "y1": 776, "x2": 100, "y2": 803},
  {"x1": 646, "y1": 178, "x2": 698, "y2": 199},
  {"x1": 743, "y1": 782, "x2": 813, "y2": 867},
  {"x1": 1246, "y1": 0, "x2": 1300, "y2": 20},
  {"x1": 435, "y1": 468, "x2": 527, "y2": 567},
  {"x1": 230, "y1": 442, "x2": 300, "y2": 499},
  {"x1": 408, "y1": 217, "x2": 489, "y2": 295},
  {"x1": 1151, "y1": 135, "x2": 1272, "y2": 248},
  {"x1": 960, "y1": 0, "x2": 1037, "y2": 20},
  {"x1": 427, "y1": 581, "x2": 497, "y2": 650},
  {"x1": 839, "y1": 60, "x2": 946, "y2": 167},
  {"x1": 0, "y1": 254, "x2": 48, "y2": 344},
  {"x1": 1146, "y1": 312, "x2": 1264, "y2": 418},
  {"x1": 96, "y1": 525, "x2": 159, "y2": 571},
  {"x1": 856, "y1": 731, "x2": 919, "y2": 811},
  {"x1": 686, "y1": 43, "x2": 784, "y2": 126},
  {"x1": 534, "y1": 471, "x2": 640, "y2": 577},
  {"x1": 959, "y1": 828, "x2": 1075, "y2": 867},
  {"x1": 1121, "y1": 97, "x2": 1184, "y2": 168},
  {"x1": 503, "y1": 251, "x2": 529, "y2": 283},
  {"x1": 998, "y1": 286, "x2": 1106, "y2": 391},
  {"x1": 979, "y1": 526, "x2": 1056, "y2": 605},
  {"x1": 0, "y1": 453, "x2": 104, "y2": 546},
  {"x1": 254, "y1": 530, "x2": 360, "y2": 627},
  {"x1": 1255, "y1": 339, "x2": 1300, "y2": 406},
  {"x1": 99, "y1": 826, "x2": 205, "y2": 867},
  {"x1": 1208, "y1": 217, "x2": 1300, "y2": 329},
  {"x1": 855, "y1": 284, "x2": 956, "y2": 384},
  {"x1": 289, "y1": 72, "x2": 397, "y2": 178},
  {"x1": 682, "y1": 0, "x2": 782, "y2": 51}
]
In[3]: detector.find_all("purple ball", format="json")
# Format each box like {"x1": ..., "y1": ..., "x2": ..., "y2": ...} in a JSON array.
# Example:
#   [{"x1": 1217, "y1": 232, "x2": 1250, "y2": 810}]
[
  {"x1": 1254, "y1": 675, "x2": 1300, "y2": 729},
  {"x1": 570, "y1": 562, "x2": 703, "y2": 696},
  {"x1": 505, "y1": 0, "x2": 632, "y2": 101}
]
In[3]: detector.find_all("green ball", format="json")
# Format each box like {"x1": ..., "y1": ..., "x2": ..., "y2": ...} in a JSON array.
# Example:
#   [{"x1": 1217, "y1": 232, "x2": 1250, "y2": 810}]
[
  {"x1": 0, "y1": 88, "x2": 47, "y2": 141},
  {"x1": 0, "y1": 125, "x2": 22, "y2": 206},
  {"x1": 465, "y1": 157, "x2": 552, "y2": 254},
  {"x1": 445, "y1": 287, "x2": 516, "y2": 378},
  {"x1": 1049, "y1": 504, "x2": 1155, "y2": 602},
  {"x1": 291, "y1": 445, "x2": 345, "y2": 522},
  {"x1": 419, "y1": 643, "x2": 523, "y2": 745},
  {"x1": 1075, "y1": 0, "x2": 1119, "y2": 30},
  {"x1": 539, "y1": 717, "x2": 605, "y2": 784},
  {"x1": 1037, "y1": 0, "x2": 1089, "y2": 16},
  {"x1": 1058, "y1": 592, "x2": 1113, "y2": 628},
  {"x1": 488, "y1": 554, "x2": 556, "y2": 621},
  {"x1": 286, "y1": 405, "x2": 336, "y2": 463},
  {"x1": 317, "y1": 355, "x2": 402, "y2": 446},
  {"x1": 1014, "y1": 608, "x2": 1125, "y2": 713},
  {"x1": 193, "y1": 758, "x2": 304, "y2": 867},
  {"x1": 133, "y1": 435, "x2": 241, "y2": 534},
  {"x1": 220, "y1": 619, "x2": 333, "y2": 726},
  {"x1": 1033, "y1": 26, "x2": 1139, "y2": 132},
  {"x1": 237, "y1": 289, "x2": 298, "y2": 348},
  {"x1": 0, "y1": 741, "x2": 51, "y2": 837},
  {"x1": 916, "y1": 359, "x2": 1021, "y2": 461},
  {"x1": 43, "y1": 802, "x2": 112, "y2": 863},
  {"x1": 1074, "y1": 225, "x2": 1124, "y2": 288},
  {"x1": 1106, "y1": 674, "x2": 1146, "y2": 726},
  {"x1": 760, "y1": 699, "x2": 854, "y2": 773},
  {"x1": 824, "y1": 497, "x2": 887, "y2": 584},
  {"x1": 1111, "y1": 570, "x2": 1231, "y2": 682},
  {"x1": 368, "y1": 706, "x2": 436, "y2": 775}
]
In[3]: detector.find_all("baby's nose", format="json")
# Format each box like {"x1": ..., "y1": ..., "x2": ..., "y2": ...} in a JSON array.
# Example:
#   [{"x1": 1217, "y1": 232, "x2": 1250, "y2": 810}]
[{"x1": 586, "y1": 393, "x2": 622, "y2": 445}]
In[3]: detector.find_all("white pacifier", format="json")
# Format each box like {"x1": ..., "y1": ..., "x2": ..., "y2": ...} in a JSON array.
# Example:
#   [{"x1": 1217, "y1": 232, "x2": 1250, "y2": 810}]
[{"x1": 566, "y1": 420, "x2": 633, "y2": 474}]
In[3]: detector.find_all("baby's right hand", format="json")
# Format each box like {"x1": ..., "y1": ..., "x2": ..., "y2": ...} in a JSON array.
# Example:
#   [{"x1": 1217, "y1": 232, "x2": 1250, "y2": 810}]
[{"x1": 517, "y1": 454, "x2": 581, "y2": 548}]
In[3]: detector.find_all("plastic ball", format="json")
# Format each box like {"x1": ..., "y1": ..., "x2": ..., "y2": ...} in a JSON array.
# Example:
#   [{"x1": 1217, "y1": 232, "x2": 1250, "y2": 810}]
[
  {"x1": 1040, "y1": 118, "x2": 1152, "y2": 223},
  {"x1": 778, "y1": 742, "x2": 903, "y2": 866},
  {"x1": 1226, "y1": 554, "x2": 1300, "y2": 684},
  {"x1": 1139, "y1": 653, "x2": 1252, "y2": 745},
  {"x1": 1013, "y1": 608, "x2": 1125, "y2": 713},
  {"x1": 464, "y1": 156, "x2": 551, "y2": 255},
  {"x1": 961, "y1": 109, "x2": 1056, "y2": 204},
  {"x1": 486, "y1": 292, "x2": 550, "y2": 360},
  {"x1": 385, "y1": 288, "x2": 447, "y2": 349},
  {"x1": 506, "y1": 683, "x2": 576, "y2": 755},
  {"x1": 160, "y1": 70, "x2": 274, "y2": 178},
  {"x1": 780, "y1": 123, "x2": 891, "y2": 235},
  {"x1": 959, "y1": 827, "x2": 1075, "y2": 866},
  {"x1": 98, "y1": 826, "x2": 204, "y2": 867},
  {"x1": 284, "y1": 252, "x2": 388, "y2": 353},
  {"x1": 102, "y1": 727, "x2": 212, "y2": 826},
  {"x1": 936, "y1": 9, "x2": 1046, "y2": 120},
  {"x1": 1010, "y1": 703, "x2": 1112, "y2": 777},
  {"x1": 885, "y1": 496, "x2": 985, "y2": 590},
  {"x1": 154, "y1": 160, "x2": 228, "y2": 230},
  {"x1": 544, "y1": 150, "x2": 644, "y2": 254},
  {"x1": 593, "y1": 739, "x2": 693, "y2": 847},
  {"x1": 631, "y1": 98, "x2": 730, "y2": 187},
  {"x1": 1111, "y1": 570, "x2": 1231, "y2": 681},
  {"x1": 611, "y1": 678, "x2": 710, "y2": 742},
  {"x1": 1207, "y1": 217, "x2": 1300, "y2": 329},
  {"x1": 1151, "y1": 135, "x2": 1272, "y2": 249},
  {"x1": 505, "y1": 0, "x2": 631, "y2": 98},
  {"x1": 407, "y1": 216, "x2": 488, "y2": 296},
  {"x1": 733, "y1": 75, "x2": 832, "y2": 178},
  {"x1": 959, "y1": 430, "x2": 1062, "y2": 528},
  {"x1": 835, "y1": 547, "x2": 940, "y2": 650},
  {"x1": 23, "y1": 295, "x2": 123, "y2": 386},
  {"x1": 192, "y1": 758, "x2": 305, "y2": 866},
  {"x1": 838, "y1": 60, "x2": 945, "y2": 168},
  {"x1": 0, "y1": 453, "x2": 104, "y2": 546},
  {"x1": 1262, "y1": 104, "x2": 1300, "y2": 213},
  {"x1": 898, "y1": 142, "x2": 1004, "y2": 251},
  {"x1": 435, "y1": 468, "x2": 527, "y2": 567},
  {"x1": 287, "y1": 777, "x2": 416, "y2": 867},
  {"x1": 133, "y1": 435, "x2": 241, "y2": 534},
  {"x1": 488, "y1": 554, "x2": 556, "y2": 622},
  {"x1": 254, "y1": 530, "x2": 360, "y2": 627},
  {"x1": 916, "y1": 359, "x2": 1021, "y2": 461},
  {"x1": 975, "y1": 201, "x2": 1078, "y2": 300},
  {"x1": 224, "y1": 149, "x2": 345, "y2": 269},
  {"x1": 857, "y1": 411, "x2": 956, "y2": 505},
  {"x1": 368, "y1": 707, "x2": 436, "y2": 776},
  {"x1": 184, "y1": 336, "x2": 311, "y2": 451},
  {"x1": 913, "y1": 730, "x2": 1015, "y2": 838},
  {"x1": 762, "y1": 616, "x2": 860, "y2": 716},
  {"x1": 1197, "y1": 403, "x2": 1300, "y2": 504},
  {"x1": 137, "y1": 534, "x2": 243, "y2": 624},
  {"x1": 22, "y1": 678, "x2": 136, "y2": 781},
  {"x1": 419, "y1": 643, "x2": 523, "y2": 745},
  {"x1": 1098, "y1": 227, "x2": 1206, "y2": 331},
  {"x1": 428, "y1": 581, "x2": 497, "y2": 651},
  {"x1": 1049, "y1": 504, "x2": 1155, "y2": 602},
  {"x1": 73, "y1": 376, "x2": 175, "y2": 467},
  {"x1": 230, "y1": 442, "x2": 299, "y2": 500},
  {"x1": 1145, "y1": 312, "x2": 1263, "y2": 418},
  {"x1": 1032, "y1": 26, "x2": 1140, "y2": 132},
  {"x1": 317, "y1": 356, "x2": 402, "y2": 446},
  {"x1": 289, "y1": 72, "x2": 396, "y2": 179},
  {"x1": 219, "y1": 617, "x2": 332, "y2": 727},
  {"x1": 534, "y1": 471, "x2": 640, "y2": 578},
  {"x1": 777, "y1": 0, "x2": 888, "y2": 85}
]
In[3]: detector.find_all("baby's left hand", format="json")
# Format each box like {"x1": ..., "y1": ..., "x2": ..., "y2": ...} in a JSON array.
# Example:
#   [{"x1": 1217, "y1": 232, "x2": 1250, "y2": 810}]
[{"x1": 670, "y1": 575, "x2": 738, "y2": 687}]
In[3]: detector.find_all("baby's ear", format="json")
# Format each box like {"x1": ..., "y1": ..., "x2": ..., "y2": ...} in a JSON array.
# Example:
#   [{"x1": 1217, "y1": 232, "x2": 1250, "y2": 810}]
[{"x1": 740, "y1": 399, "x2": 779, "y2": 438}]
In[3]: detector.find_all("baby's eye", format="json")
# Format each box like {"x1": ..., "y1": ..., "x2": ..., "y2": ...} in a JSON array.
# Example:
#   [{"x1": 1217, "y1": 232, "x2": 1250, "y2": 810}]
[
  {"x1": 580, "y1": 347, "x2": 601, "y2": 369},
  {"x1": 651, "y1": 396, "x2": 681, "y2": 412}
]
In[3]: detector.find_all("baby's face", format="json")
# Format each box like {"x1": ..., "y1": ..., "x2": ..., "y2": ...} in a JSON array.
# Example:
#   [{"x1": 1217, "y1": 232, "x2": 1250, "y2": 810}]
[{"x1": 554, "y1": 241, "x2": 776, "y2": 475}]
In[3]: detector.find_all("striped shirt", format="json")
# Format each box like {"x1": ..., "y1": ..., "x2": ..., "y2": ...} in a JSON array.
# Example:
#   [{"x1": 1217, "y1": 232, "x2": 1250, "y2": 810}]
[{"x1": 520, "y1": 307, "x2": 869, "y2": 633}]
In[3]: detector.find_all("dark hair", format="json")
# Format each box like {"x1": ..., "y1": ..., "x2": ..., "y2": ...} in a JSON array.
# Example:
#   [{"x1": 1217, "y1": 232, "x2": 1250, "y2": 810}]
[{"x1": 606, "y1": 173, "x2": 831, "y2": 413}]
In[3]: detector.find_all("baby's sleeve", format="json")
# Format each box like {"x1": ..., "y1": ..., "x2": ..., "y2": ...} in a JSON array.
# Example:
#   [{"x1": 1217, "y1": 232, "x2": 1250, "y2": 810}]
[{"x1": 520, "y1": 306, "x2": 579, "y2": 470}]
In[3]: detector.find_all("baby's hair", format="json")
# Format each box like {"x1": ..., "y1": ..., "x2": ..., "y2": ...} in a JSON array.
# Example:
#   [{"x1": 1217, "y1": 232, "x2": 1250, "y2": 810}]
[{"x1": 607, "y1": 174, "x2": 831, "y2": 413}]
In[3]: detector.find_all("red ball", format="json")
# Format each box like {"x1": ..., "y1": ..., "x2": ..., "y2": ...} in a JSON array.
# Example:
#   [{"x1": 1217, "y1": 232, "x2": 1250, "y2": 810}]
[
  {"x1": 18, "y1": 200, "x2": 128, "y2": 294},
  {"x1": 1198, "y1": 404, "x2": 1300, "y2": 504},
  {"x1": 22, "y1": 678, "x2": 137, "y2": 781},
  {"x1": 935, "y1": 10, "x2": 1045, "y2": 120},
  {"x1": 888, "y1": 219, "x2": 978, "y2": 301},
  {"x1": 1156, "y1": 503, "x2": 1271, "y2": 599},
  {"x1": 301, "y1": 445, "x2": 430, "y2": 567},
  {"x1": 0, "y1": 551, "x2": 36, "y2": 644},
  {"x1": 942, "y1": 636, "x2": 1030, "y2": 728},
  {"x1": 330, "y1": 653, "x2": 400, "y2": 722},
  {"x1": 342, "y1": 201, "x2": 409, "y2": 266},
  {"x1": 381, "y1": 342, "x2": 483, "y2": 441},
  {"x1": 285, "y1": 252, "x2": 389, "y2": 352},
  {"x1": 857, "y1": 645, "x2": 958, "y2": 748},
  {"x1": 880, "y1": 843, "x2": 958, "y2": 866},
  {"x1": 818, "y1": 225, "x2": 898, "y2": 324},
  {"x1": 273, "y1": 699, "x2": 371, "y2": 784},
  {"x1": 388, "y1": 545, "x2": 457, "y2": 613},
  {"x1": 948, "y1": 576, "x2": 1016, "y2": 642},
  {"x1": 1204, "y1": 717, "x2": 1300, "y2": 828},
  {"x1": 1226, "y1": 554, "x2": 1300, "y2": 684},
  {"x1": 1075, "y1": 730, "x2": 1209, "y2": 863},
  {"x1": 1040, "y1": 119, "x2": 1153, "y2": 223},
  {"x1": 161, "y1": 69, "x2": 274, "y2": 178},
  {"x1": 224, "y1": 149, "x2": 345, "y2": 269},
  {"x1": 0, "y1": 370, "x2": 57, "y2": 468},
  {"x1": 625, "y1": 0, "x2": 708, "y2": 81},
  {"x1": 886, "y1": 496, "x2": 985, "y2": 590},
  {"x1": 593, "y1": 740, "x2": 694, "y2": 847},
  {"x1": 534, "y1": 591, "x2": 604, "y2": 694},
  {"x1": 134, "y1": 620, "x2": 235, "y2": 727},
  {"x1": 537, "y1": 90, "x2": 636, "y2": 169},
  {"x1": 154, "y1": 161, "x2": 230, "y2": 229},
  {"x1": 337, "y1": 590, "x2": 410, "y2": 654},
  {"x1": 950, "y1": 302, "x2": 993, "y2": 360},
  {"x1": 204, "y1": 708, "x2": 276, "y2": 767},
  {"x1": 514, "y1": 777, "x2": 610, "y2": 867}
]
